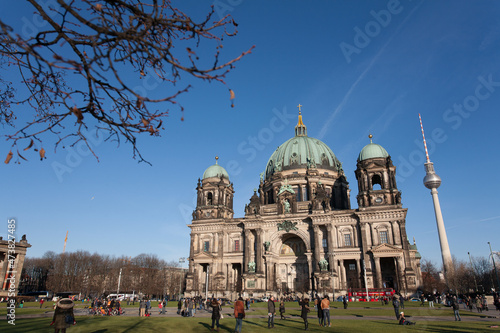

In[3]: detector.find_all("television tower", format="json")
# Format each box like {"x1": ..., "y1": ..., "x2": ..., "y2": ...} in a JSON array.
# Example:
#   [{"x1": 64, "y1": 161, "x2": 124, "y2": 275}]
[{"x1": 419, "y1": 114, "x2": 453, "y2": 283}]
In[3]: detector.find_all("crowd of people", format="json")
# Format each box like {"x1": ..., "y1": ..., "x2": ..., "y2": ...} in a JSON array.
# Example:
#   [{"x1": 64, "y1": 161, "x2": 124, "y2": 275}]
[
  {"x1": 42, "y1": 290, "x2": 500, "y2": 332},
  {"x1": 89, "y1": 297, "x2": 124, "y2": 316}
]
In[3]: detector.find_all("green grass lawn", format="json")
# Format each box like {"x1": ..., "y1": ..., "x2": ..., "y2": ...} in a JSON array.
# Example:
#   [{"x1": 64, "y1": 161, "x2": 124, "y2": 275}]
[
  {"x1": 1, "y1": 301, "x2": 497, "y2": 332},
  {"x1": 0, "y1": 316, "x2": 497, "y2": 333}
]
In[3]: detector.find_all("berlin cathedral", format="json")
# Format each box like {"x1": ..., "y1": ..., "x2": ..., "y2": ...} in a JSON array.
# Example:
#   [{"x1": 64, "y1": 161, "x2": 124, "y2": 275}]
[{"x1": 185, "y1": 112, "x2": 422, "y2": 299}]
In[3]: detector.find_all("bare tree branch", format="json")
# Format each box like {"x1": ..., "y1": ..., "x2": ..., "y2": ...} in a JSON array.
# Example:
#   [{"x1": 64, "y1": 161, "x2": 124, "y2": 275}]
[{"x1": 1, "y1": 0, "x2": 253, "y2": 164}]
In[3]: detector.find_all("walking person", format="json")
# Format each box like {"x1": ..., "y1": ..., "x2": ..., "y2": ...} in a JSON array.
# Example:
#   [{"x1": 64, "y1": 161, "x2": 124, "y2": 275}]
[
  {"x1": 177, "y1": 299, "x2": 182, "y2": 315},
  {"x1": 279, "y1": 299, "x2": 286, "y2": 319},
  {"x1": 317, "y1": 297, "x2": 324, "y2": 326},
  {"x1": 210, "y1": 298, "x2": 221, "y2": 332},
  {"x1": 429, "y1": 294, "x2": 435, "y2": 308},
  {"x1": 452, "y1": 297, "x2": 461, "y2": 321},
  {"x1": 300, "y1": 298, "x2": 310, "y2": 331},
  {"x1": 50, "y1": 298, "x2": 76, "y2": 333},
  {"x1": 392, "y1": 296, "x2": 400, "y2": 320},
  {"x1": 267, "y1": 296, "x2": 276, "y2": 328},
  {"x1": 343, "y1": 296, "x2": 348, "y2": 309},
  {"x1": 399, "y1": 294, "x2": 405, "y2": 310},
  {"x1": 139, "y1": 299, "x2": 146, "y2": 317},
  {"x1": 320, "y1": 295, "x2": 331, "y2": 327},
  {"x1": 234, "y1": 296, "x2": 245, "y2": 333}
]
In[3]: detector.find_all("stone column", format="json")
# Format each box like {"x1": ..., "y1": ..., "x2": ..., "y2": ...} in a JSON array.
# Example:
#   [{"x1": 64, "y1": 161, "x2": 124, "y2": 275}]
[
  {"x1": 306, "y1": 252, "x2": 313, "y2": 290},
  {"x1": 256, "y1": 229, "x2": 263, "y2": 274},
  {"x1": 339, "y1": 260, "x2": 346, "y2": 290},
  {"x1": 355, "y1": 259, "x2": 361, "y2": 278},
  {"x1": 244, "y1": 229, "x2": 251, "y2": 273},
  {"x1": 374, "y1": 257, "x2": 382, "y2": 288},
  {"x1": 326, "y1": 225, "x2": 336, "y2": 273},
  {"x1": 313, "y1": 225, "x2": 321, "y2": 272},
  {"x1": 396, "y1": 256, "x2": 405, "y2": 291}
]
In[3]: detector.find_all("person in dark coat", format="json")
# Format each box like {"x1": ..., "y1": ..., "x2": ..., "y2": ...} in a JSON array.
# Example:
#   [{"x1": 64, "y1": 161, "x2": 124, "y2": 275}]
[
  {"x1": 279, "y1": 299, "x2": 286, "y2": 319},
  {"x1": 300, "y1": 298, "x2": 310, "y2": 330},
  {"x1": 317, "y1": 297, "x2": 324, "y2": 326},
  {"x1": 343, "y1": 296, "x2": 348, "y2": 309},
  {"x1": 267, "y1": 296, "x2": 276, "y2": 328},
  {"x1": 452, "y1": 297, "x2": 461, "y2": 321},
  {"x1": 210, "y1": 298, "x2": 221, "y2": 332},
  {"x1": 392, "y1": 296, "x2": 400, "y2": 319},
  {"x1": 50, "y1": 298, "x2": 75, "y2": 333},
  {"x1": 177, "y1": 299, "x2": 182, "y2": 315}
]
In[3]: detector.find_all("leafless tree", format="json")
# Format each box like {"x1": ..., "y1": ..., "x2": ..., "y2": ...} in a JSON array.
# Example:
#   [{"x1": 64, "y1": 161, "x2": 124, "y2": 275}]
[{"x1": 1, "y1": 0, "x2": 253, "y2": 164}]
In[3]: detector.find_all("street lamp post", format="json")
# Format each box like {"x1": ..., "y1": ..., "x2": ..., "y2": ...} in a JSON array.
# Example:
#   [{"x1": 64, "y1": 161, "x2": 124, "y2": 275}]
[
  {"x1": 363, "y1": 260, "x2": 370, "y2": 302},
  {"x1": 488, "y1": 242, "x2": 500, "y2": 291},
  {"x1": 179, "y1": 257, "x2": 185, "y2": 300}
]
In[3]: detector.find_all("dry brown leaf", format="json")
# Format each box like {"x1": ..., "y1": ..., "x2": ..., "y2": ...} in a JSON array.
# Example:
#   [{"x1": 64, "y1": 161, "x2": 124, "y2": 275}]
[
  {"x1": 39, "y1": 148, "x2": 46, "y2": 160},
  {"x1": 24, "y1": 139, "x2": 34, "y2": 151},
  {"x1": 4, "y1": 151, "x2": 13, "y2": 164},
  {"x1": 17, "y1": 150, "x2": 27, "y2": 161},
  {"x1": 229, "y1": 89, "x2": 235, "y2": 100},
  {"x1": 141, "y1": 118, "x2": 149, "y2": 126}
]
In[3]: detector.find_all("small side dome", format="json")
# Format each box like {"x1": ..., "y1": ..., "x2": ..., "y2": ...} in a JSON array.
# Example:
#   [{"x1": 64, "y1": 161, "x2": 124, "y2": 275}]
[
  {"x1": 358, "y1": 134, "x2": 389, "y2": 161},
  {"x1": 202, "y1": 156, "x2": 229, "y2": 180}
]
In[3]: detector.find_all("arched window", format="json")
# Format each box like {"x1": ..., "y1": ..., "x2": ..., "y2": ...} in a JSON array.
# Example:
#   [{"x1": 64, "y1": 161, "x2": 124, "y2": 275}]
[
  {"x1": 207, "y1": 192, "x2": 213, "y2": 205},
  {"x1": 379, "y1": 231, "x2": 388, "y2": 244},
  {"x1": 372, "y1": 174, "x2": 382, "y2": 190}
]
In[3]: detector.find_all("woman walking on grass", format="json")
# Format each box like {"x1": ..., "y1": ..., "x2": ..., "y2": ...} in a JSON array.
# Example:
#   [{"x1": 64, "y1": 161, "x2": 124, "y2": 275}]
[
  {"x1": 50, "y1": 298, "x2": 75, "y2": 333},
  {"x1": 210, "y1": 298, "x2": 221, "y2": 332},
  {"x1": 279, "y1": 299, "x2": 286, "y2": 319},
  {"x1": 300, "y1": 298, "x2": 310, "y2": 330}
]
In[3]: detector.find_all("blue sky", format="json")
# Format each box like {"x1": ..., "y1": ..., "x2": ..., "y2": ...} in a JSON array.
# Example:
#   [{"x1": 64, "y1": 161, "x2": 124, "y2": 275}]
[{"x1": 1, "y1": 0, "x2": 499, "y2": 268}]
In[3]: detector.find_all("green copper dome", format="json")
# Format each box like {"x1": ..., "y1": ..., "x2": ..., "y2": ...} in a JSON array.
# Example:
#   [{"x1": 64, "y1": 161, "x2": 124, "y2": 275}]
[
  {"x1": 203, "y1": 157, "x2": 229, "y2": 180},
  {"x1": 265, "y1": 113, "x2": 342, "y2": 180},
  {"x1": 358, "y1": 135, "x2": 389, "y2": 161}
]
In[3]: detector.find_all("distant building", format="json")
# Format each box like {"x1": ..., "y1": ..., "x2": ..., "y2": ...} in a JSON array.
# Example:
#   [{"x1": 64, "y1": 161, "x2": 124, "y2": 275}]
[
  {"x1": 0, "y1": 234, "x2": 31, "y2": 298},
  {"x1": 186, "y1": 113, "x2": 421, "y2": 299}
]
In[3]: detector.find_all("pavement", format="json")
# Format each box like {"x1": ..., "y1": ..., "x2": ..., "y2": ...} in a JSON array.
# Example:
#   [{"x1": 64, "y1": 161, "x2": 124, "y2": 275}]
[{"x1": 12, "y1": 306, "x2": 500, "y2": 322}]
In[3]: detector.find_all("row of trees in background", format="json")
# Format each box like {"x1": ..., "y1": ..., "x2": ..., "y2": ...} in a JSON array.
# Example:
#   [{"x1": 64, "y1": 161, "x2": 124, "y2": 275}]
[
  {"x1": 420, "y1": 255, "x2": 499, "y2": 294},
  {"x1": 19, "y1": 251, "x2": 186, "y2": 299}
]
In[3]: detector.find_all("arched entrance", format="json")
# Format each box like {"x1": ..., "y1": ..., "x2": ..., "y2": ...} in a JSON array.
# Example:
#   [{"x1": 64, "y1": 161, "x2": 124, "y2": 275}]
[{"x1": 278, "y1": 235, "x2": 309, "y2": 294}]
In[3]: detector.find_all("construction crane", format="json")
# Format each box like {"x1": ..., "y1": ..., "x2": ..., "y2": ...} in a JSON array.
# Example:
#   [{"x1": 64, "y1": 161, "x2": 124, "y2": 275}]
[{"x1": 63, "y1": 231, "x2": 68, "y2": 253}]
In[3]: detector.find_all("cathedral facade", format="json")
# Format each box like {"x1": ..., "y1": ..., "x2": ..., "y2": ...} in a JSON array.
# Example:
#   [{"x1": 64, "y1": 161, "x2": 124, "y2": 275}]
[{"x1": 185, "y1": 113, "x2": 421, "y2": 299}]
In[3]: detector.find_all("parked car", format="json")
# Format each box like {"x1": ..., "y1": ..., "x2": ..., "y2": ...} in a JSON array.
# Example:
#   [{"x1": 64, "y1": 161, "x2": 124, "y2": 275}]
[{"x1": 261, "y1": 297, "x2": 270, "y2": 302}]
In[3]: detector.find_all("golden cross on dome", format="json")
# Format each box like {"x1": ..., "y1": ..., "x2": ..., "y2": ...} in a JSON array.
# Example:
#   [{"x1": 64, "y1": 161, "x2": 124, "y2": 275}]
[{"x1": 297, "y1": 104, "x2": 302, "y2": 112}]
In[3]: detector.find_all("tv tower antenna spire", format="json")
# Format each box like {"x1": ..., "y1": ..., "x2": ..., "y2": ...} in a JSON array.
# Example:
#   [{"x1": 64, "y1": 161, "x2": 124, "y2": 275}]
[{"x1": 419, "y1": 114, "x2": 453, "y2": 285}]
